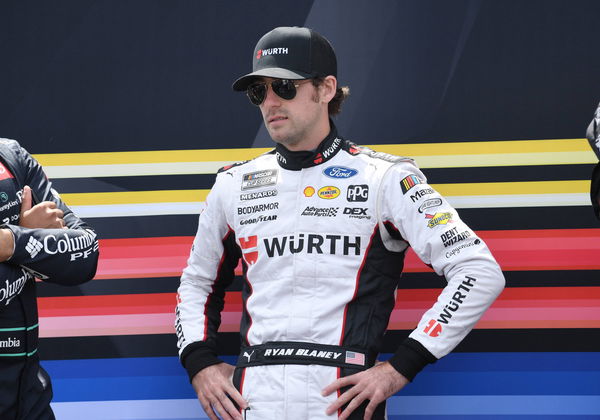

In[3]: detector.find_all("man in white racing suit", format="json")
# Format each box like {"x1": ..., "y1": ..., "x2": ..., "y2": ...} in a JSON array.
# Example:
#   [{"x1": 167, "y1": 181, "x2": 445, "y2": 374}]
[{"x1": 175, "y1": 26, "x2": 505, "y2": 420}]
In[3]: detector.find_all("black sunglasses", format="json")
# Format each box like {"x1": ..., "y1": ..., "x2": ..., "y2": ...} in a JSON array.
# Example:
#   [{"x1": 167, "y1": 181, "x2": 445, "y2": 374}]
[{"x1": 246, "y1": 79, "x2": 311, "y2": 106}]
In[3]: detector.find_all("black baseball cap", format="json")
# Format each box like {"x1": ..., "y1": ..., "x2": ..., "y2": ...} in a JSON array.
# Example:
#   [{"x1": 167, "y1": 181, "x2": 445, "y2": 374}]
[{"x1": 232, "y1": 26, "x2": 337, "y2": 91}]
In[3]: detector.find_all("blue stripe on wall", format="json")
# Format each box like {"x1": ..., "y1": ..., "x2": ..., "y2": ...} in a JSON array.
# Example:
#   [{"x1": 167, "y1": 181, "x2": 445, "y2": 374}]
[
  {"x1": 45, "y1": 352, "x2": 600, "y2": 417},
  {"x1": 50, "y1": 398, "x2": 600, "y2": 419}
]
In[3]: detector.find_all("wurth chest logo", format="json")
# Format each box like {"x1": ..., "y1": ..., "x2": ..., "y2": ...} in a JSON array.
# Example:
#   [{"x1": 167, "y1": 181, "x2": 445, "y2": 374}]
[
  {"x1": 25, "y1": 237, "x2": 43, "y2": 258},
  {"x1": 240, "y1": 233, "x2": 362, "y2": 263},
  {"x1": 264, "y1": 233, "x2": 361, "y2": 257},
  {"x1": 256, "y1": 47, "x2": 289, "y2": 59},
  {"x1": 239, "y1": 236, "x2": 258, "y2": 265}
]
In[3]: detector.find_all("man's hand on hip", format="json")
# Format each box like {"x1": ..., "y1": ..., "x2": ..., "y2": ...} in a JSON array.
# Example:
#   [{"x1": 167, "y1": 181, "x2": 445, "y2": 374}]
[
  {"x1": 321, "y1": 361, "x2": 409, "y2": 420},
  {"x1": 192, "y1": 362, "x2": 248, "y2": 420}
]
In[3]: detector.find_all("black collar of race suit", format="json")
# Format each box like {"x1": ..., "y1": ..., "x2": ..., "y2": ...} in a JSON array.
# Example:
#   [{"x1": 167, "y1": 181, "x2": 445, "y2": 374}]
[{"x1": 274, "y1": 122, "x2": 344, "y2": 170}]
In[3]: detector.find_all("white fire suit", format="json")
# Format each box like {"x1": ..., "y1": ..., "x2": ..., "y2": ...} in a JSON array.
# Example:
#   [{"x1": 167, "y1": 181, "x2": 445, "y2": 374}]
[{"x1": 176, "y1": 125, "x2": 505, "y2": 419}]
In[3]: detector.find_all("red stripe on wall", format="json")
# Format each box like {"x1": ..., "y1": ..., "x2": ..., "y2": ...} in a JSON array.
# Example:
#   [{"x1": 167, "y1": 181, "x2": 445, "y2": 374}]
[
  {"x1": 38, "y1": 287, "x2": 600, "y2": 326},
  {"x1": 92, "y1": 229, "x2": 600, "y2": 279},
  {"x1": 39, "y1": 287, "x2": 598, "y2": 315}
]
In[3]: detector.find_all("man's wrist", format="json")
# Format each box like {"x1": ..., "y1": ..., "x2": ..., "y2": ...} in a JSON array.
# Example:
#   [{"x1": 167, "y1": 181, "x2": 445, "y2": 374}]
[
  {"x1": 388, "y1": 338, "x2": 437, "y2": 381},
  {"x1": 181, "y1": 341, "x2": 223, "y2": 382}
]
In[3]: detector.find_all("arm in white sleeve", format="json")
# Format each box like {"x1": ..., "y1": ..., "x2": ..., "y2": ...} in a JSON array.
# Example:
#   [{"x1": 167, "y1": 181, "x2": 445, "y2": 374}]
[
  {"x1": 175, "y1": 172, "x2": 240, "y2": 381},
  {"x1": 379, "y1": 160, "x2": 505, "y2": 379}
]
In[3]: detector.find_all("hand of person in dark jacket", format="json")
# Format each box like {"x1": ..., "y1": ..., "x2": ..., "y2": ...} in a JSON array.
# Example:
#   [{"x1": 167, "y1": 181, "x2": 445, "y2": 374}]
[{"x1": 19, "y1": 185, "x2": 65, "y2": 229}]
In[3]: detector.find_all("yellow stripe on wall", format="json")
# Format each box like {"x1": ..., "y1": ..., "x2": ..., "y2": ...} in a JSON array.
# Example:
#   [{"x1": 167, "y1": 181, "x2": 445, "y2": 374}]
[
  {"x1": 370, "y1": 138, "x2": 592, "y2": 156},
  {"x1": 59, "y1": 180, "x2": 589, "y2": 206},
  {"x1": 61, "y1": 190, "x2": 210, "y2": 205},
  {"x1": 34, "y1": 148, "x2": 270, "y2": 166},
  {"x1": 432, "y1": 180, "x2": 590, "y2": 196},
  {"x1": 34, "y1": 138, "x2": 595, "y2": 167}
]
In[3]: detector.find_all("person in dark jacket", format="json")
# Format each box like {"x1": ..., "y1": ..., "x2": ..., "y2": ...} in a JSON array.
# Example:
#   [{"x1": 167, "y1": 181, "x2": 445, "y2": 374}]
[
  {"x1": 586, "y1": 102, "x2": 600, "y2": 218},
  {"x1": 0, "y1": 138, "x2": 99, "y2": 419}
]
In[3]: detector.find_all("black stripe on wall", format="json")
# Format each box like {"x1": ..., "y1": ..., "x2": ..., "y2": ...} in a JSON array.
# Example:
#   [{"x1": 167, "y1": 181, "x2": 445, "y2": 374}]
[{"x1": 39, "y1": 328, "x2": 600, "y2": 360}]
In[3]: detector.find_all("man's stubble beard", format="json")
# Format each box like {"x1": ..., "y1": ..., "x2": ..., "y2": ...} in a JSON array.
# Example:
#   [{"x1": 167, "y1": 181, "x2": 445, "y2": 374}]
[
  {"x1": 267, "y1": 118, "x2": 309, "y2": 149},
  {"x1": 266, "y1": 91, "x2": 322, "y2": 149}
]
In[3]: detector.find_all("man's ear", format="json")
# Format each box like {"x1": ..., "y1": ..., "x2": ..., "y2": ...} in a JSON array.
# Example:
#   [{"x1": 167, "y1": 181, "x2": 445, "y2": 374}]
[{"x1": 320, "y1": 75, "x2": 337, "y2": 104}]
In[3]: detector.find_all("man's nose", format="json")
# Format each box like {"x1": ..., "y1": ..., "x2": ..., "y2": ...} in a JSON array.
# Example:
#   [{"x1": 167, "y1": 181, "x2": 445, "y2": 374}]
[{"x1": 261, "y1": 84, "x2": 281, "y2": 107}]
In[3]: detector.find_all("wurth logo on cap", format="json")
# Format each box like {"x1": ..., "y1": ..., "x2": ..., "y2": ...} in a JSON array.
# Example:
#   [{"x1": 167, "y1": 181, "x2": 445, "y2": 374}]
[{"x1": 256, "y1": 48, "x2": 289, "y2": 59}]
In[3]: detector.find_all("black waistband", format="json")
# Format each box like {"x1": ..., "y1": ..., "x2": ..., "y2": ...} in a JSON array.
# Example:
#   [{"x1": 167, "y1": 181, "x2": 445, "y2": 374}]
[
  {"x1": 237, "y1": 341, "x2": 375, "y2": 370},
  {"x1": 0, "y1": 324, "x2": 38, "y2": 357}
]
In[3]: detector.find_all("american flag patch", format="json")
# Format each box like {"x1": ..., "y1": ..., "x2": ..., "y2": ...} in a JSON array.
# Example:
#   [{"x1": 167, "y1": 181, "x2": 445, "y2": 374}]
[{"x1": 345, "y1": 351, "x2": 365, "y2": 366}]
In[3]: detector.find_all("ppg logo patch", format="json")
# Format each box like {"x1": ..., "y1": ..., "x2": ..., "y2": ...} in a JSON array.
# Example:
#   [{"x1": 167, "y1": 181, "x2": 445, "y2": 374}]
[{"x1": 347, "y1": 185, "x2": 368, "y2": 202}]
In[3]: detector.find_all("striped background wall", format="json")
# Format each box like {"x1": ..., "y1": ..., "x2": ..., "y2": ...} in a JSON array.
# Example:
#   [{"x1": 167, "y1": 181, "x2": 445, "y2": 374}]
[{"x1": 32, "y1": 138, "x2": 600, "y2": 419}]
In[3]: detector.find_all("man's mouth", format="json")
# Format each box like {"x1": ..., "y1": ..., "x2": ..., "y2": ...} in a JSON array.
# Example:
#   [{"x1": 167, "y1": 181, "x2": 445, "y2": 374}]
[{"x1": 268, "y1": 115, "x2": 288, "y2": 124}]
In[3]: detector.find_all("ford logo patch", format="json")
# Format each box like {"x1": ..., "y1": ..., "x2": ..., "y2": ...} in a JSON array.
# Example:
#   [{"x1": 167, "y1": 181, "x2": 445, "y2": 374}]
[{"x1": 323, "y1": 166, "x2": 358, "y2": 178}]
